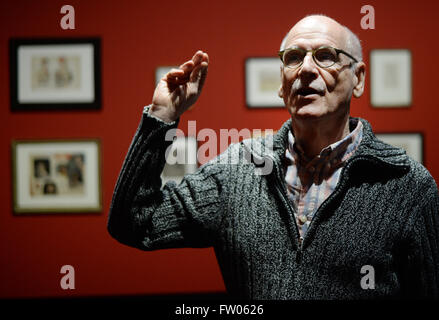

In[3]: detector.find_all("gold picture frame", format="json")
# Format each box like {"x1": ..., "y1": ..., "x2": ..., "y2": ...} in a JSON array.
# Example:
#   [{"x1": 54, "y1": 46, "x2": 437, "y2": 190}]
[
  {"x1": 11, "y1": 139, "x2": 102, "y2": 214},
  {"x1": 245, "y1": 57, "x2": 284, "y2": 108},
  {"x1": 370, "y1": 49, "x2": 412, "y2": 108}
]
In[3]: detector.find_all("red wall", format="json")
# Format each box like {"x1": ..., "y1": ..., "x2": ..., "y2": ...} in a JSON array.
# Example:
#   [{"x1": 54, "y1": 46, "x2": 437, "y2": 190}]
[{"x1": 1, "y1": 0, "x2": 438, "y2": 298}]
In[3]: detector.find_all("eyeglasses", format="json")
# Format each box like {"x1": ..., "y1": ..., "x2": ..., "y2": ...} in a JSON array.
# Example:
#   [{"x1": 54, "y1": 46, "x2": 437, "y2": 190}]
[{"x1": 278, "y1": 46, "x2": 358, "y2": 69}]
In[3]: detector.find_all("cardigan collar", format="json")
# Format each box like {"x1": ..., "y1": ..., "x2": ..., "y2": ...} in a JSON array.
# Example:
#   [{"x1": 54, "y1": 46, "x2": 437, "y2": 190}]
[{"x1": 244, "y1": 116, "x2": 410, "y2": 173}]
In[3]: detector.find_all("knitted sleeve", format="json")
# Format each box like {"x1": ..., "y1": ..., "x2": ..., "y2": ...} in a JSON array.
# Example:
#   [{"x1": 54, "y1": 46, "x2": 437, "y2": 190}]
[
  {"x1": 107, "y1": 107, "x2": 226, "y2": 251},
  {"x1": 401, "y1": 169, "x2": 439, "y2": 298}
]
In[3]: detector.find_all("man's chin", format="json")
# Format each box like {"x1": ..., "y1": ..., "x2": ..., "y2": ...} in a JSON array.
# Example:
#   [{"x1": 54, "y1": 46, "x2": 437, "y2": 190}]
[{"x1": 291, "y1": 103, "x2": 327, "y2": 119}]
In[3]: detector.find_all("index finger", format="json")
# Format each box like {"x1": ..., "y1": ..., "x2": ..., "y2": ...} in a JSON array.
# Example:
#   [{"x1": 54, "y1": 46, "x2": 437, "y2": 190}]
[{"x1": 191, "y1": 50, "x2": 207, "y2": 66}]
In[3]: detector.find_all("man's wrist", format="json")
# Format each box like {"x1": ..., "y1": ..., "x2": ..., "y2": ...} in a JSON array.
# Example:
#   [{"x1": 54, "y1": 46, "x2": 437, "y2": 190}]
[
  {"x1": 143, "y1": 105, "x2": 178, "y2": 124},
  {"x1": 147, "y1": 104, "x2": 178, "y2": 123}
]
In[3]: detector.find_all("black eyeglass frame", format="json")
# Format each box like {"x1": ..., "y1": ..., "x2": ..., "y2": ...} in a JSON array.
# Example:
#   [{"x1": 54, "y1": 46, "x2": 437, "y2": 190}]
[{"x1": 278, "y1": 46, "x2": 359, "y2": 69}]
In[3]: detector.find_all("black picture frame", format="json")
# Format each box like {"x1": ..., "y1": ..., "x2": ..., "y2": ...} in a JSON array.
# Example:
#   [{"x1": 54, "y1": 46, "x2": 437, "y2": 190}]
[{"x1": 9, "y1": 37, "x2": 101, "y2": 111}]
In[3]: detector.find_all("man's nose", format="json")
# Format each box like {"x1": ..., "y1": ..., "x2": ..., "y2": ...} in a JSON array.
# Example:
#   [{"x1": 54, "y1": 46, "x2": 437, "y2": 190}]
[{"x1": 298, "y1": 52, "x2": 319, "y2": 77}]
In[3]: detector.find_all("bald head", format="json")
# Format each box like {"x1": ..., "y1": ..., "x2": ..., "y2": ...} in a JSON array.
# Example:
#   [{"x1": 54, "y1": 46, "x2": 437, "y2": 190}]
[
  {"x1": 280, "y1": 15, "x2": 362, "y2": 62},
  {"x1": 278, "y1": 15, "x2": 367, "y2": 124}
]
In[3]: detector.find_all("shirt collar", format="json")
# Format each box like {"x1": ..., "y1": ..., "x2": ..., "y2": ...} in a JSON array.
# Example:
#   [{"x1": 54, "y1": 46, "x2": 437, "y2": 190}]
[{"x1": 286, "y1": 118, "x2": 364, "y2": 170}]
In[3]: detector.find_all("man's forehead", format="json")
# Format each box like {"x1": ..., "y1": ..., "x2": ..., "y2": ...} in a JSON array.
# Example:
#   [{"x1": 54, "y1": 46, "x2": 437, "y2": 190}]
[{"x1": 285, "y1": 16, "x2": 346, "y2": 48}]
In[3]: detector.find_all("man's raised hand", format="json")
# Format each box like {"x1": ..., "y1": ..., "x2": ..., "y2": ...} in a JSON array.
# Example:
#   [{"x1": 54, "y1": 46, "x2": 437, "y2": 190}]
[{"x1": 149, "y1": 50, "x2": 209, "y2": 123}]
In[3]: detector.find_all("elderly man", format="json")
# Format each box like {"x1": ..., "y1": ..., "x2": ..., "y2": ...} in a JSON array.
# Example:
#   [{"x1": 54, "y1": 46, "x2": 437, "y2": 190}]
[{"x1": 108, "y1": 15, "x2": 439, "y2": 299}]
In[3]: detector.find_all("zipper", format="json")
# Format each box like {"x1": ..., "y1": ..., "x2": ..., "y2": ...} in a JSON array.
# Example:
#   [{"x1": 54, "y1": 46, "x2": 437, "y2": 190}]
[
  {"x1": 271, "y1": 157, "x2": 303, "y2": 261},
  {"x1": 274, "y1": 178, "x2": 303, "y2": 263},
  {"x1": 270, "y1": 155, "x2": 364, "y2": 260},
  {"x1": 299, "y1": 155, "x2": 408, "y2": 247},
  {"x1": 300, "y1": 158, "x2": 357, "y2": 246},
  {"x1": 267, "y1": 147, "x2": 407, "y2": 264}
]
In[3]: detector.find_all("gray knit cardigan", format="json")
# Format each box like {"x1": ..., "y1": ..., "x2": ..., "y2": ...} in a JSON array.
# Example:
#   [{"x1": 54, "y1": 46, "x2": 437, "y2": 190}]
[{"x1": 108, "y1": 109, "x2": 439, "y2": 299}]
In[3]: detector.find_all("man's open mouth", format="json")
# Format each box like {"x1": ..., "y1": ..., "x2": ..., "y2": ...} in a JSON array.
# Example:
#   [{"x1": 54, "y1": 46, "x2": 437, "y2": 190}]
[{"x1": 296, "y1": 87, "x2": 321, "y2": 96}]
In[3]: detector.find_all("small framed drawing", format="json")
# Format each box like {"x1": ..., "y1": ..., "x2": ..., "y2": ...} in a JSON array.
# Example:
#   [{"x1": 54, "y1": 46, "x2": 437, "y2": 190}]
[
  {"x1": 370, "y1": 49, "x2": 412, "y2": 107},
  {"x1": 9, "y1": 38, "x2": 101, "y2": 111},
  {"x1": 375, "y1": 133, "x2": 423, "y2": 164},
  {"x1": 245, "y1": 57, "x2": 284, "y2": 108},
  {"x1": 161, "y1": 136, "x2": 198, "y2": 185},
  {"x1": 12, "y1": 139, "x2": 102, "y2": 214},
  {"x1": 155, "y1": 66, "x2": 177, "y2": 86},
  {"x1": 251, "y1": 129, "x2": 277, "y2": 138}
]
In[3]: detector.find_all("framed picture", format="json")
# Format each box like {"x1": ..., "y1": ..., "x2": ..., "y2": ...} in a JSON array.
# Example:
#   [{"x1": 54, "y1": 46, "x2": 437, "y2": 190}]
[
  {"x1": 370, "y1": 49, "x2": 412, "y2": 107},
  {"x1": 12, "y1": 139, "x2": 102, "y2": 214},
  {"x1": 161, "y1": 136, "x2": 198, "y2": 185},
  {"x1": 375, "y1": 133, "x2": 423, "y2": 164},
  {"x1": 155, "y1": 66, "x2": 176, "y2": 86},
  {"x1": 9, "y1": 38, "x2": 101, "y2": 111},
  {"x1": 245, "y1": 57, "x2": 284, "y2": 108},
  {"x1": 251, "y1": 129, "x2": 277, "y2": 138}
]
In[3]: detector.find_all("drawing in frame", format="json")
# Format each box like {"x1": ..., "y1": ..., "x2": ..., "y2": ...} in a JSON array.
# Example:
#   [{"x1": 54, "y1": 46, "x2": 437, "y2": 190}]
[
  {"x1": 161, "y1": 136, "x2": 198, "y2": 186},
  {"x1": 245, "y1": 57, "x2": 284, "y2": 108},
  {"x1": 370, "y1": 49, "x2": 412, "y2": 107},
  {"x1": 12, "y1": 139, "x2": 102, "y2": 214},
  {"x1": 375, "y1": 133, "x2": 423, "y2": 164},
  {"x1": 9, "y1": 37, "x2": 101, "y2": 111}
]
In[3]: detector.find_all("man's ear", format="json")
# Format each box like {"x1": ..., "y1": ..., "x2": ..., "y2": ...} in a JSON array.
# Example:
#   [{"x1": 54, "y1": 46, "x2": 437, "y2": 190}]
[
  {"x1": 353, "y1": 61, "x2": 366, "y2": 98},
  {"x1": 278, "y1": 85, "x2": 284, "y2": 98},
  {"x1": 278, "y1": 66, "x2": 284, "y2": 98}
]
